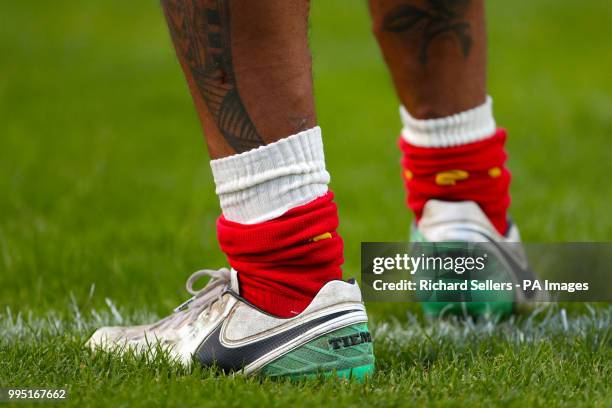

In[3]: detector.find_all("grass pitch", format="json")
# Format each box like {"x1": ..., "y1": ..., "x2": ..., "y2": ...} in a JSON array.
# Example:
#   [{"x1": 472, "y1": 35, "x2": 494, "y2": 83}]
[{"x1": 0, "y1": 0, "x2": 610, "y2": 406}]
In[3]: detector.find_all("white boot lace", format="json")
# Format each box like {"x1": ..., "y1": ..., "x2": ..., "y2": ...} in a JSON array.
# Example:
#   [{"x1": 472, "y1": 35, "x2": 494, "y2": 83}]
[{"x1": 149, "y1": 268, "x2": 232, "y2": 331}]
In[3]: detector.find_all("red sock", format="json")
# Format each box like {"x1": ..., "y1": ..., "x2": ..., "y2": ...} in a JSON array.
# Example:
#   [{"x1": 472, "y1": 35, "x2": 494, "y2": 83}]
[
  {"x1": 399, "y1": 128, "x2": 511, "y2": 235},
  {"x1": 217, "y1": 191, "x2": 343, "y2": 317}
]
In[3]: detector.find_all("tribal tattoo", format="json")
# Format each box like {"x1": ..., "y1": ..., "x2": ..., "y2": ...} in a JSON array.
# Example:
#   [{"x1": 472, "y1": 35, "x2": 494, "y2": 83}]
[
  {"x1": 382, "y1": 0, "x2": 473, "y2": 65},
  {"x1": 162, "y1": 0, "x2": 264, "y2": 153}
]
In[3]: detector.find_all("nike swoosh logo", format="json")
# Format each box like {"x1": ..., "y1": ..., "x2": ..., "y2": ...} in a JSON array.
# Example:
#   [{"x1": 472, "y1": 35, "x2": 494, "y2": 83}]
[
  {"x1": 454, "y1": 228, "x2": 539, "y2": 300},
  {"x1": 195, "y1": 309, "x2": 360, "y2": 372}
]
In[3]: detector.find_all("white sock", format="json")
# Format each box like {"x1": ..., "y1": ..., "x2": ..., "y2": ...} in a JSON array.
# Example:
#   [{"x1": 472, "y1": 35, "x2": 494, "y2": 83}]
[
  {"x1": 210, "y1": 126, "x2": 329, "y2": 224},
  {"x1": 400, "y1": 96, "x2": 496, "y2": 148}
]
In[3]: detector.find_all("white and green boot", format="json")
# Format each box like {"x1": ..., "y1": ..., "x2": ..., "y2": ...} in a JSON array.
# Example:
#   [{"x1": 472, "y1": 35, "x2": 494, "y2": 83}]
[
  {"x1": 411, "y1": 199, "x2": 547, "y2": 318},
  {"x1": 87, "y1": 268, "x2": 374, "y2": 380}
]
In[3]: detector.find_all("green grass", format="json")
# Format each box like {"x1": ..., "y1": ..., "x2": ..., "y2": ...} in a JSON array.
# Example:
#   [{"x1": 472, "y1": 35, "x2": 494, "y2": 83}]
[{"x1": 0, "y1": 0, "x2": 610, "y2": 406}]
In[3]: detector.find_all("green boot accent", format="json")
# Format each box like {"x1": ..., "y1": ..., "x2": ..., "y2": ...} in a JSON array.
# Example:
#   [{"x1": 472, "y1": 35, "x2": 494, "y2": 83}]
[
  {"x1": 260, "y1": 323, "x2": 375, "y2": 381},
  {"x1": 411, "y1": 228, "x2": 515, "y2": 319}
]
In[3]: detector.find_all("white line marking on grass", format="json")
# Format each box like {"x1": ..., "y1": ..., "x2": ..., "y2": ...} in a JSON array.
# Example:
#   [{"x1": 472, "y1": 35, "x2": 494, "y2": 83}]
[
  {"x1": 371, "y1": 305, "x2": 611, "y2": 350},
  {"x1": 0, "y1": 302, "x2": 159, "y2": 343},
  {"x1": 0, "y1": 303, "x2": 609, "y2": 347},
  {"x1": 105, "y1": 298, "x2": 124, "y2": 324},
  {"x1": 561, "y1": 308, "x2": 569, "y2": 332}
]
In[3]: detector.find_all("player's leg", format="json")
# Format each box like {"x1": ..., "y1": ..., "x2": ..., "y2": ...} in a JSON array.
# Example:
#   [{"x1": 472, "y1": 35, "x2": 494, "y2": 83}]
[
  {"x1": 370, "y1": 0, "x2": 487, "y2": 119},
  {"x1": 369, "y1": 0, "x2": 505, "y2": 230},
  {"x1": 161, "y1": 0, "x2": 332, "y2": 317},
  {"x1": 369, "y1": 0, "x2": 541, "y2": 316},
  {"x1": 164, "y1": 0, "x2": 316, "y2": 158},
  {"x1": 163, "y1": 0, "x2": 348, "y2": 318},
  {"x1": 87, "y1": 0, "x2": 374, "y2": 379}
]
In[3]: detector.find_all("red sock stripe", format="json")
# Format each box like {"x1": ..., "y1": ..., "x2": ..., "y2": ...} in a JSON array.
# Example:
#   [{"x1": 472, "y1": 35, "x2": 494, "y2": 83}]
[
  {"x1": 217, "y1": 192, "x2": 343, "y2": 317},
  {"x1": 399, "y1": 129, "x2": 511, "y2": 234}
]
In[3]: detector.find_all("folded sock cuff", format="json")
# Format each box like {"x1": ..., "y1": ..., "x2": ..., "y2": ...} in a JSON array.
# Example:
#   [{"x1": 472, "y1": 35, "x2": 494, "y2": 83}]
[
  {"x1": 400, "y1": 96, "x2": 496, "y2": 148},
  {"x1": 210, "y1": 126, "x2": 330, "y2": 224}
]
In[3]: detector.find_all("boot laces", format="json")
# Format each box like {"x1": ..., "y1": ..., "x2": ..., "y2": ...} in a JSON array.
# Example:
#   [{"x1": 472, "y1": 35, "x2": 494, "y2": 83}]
[{"x1": 151, "y1": 268, "x2": 231, "y2": 331}]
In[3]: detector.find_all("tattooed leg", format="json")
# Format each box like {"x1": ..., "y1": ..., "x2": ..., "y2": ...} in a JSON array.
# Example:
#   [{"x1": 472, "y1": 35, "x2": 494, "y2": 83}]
[
  {"x1": 369, "y1": 0, "x2": 487, "y2": 118},
  {"x1": 162, "y1": 0, "x2": 316, "y2": 158}
]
